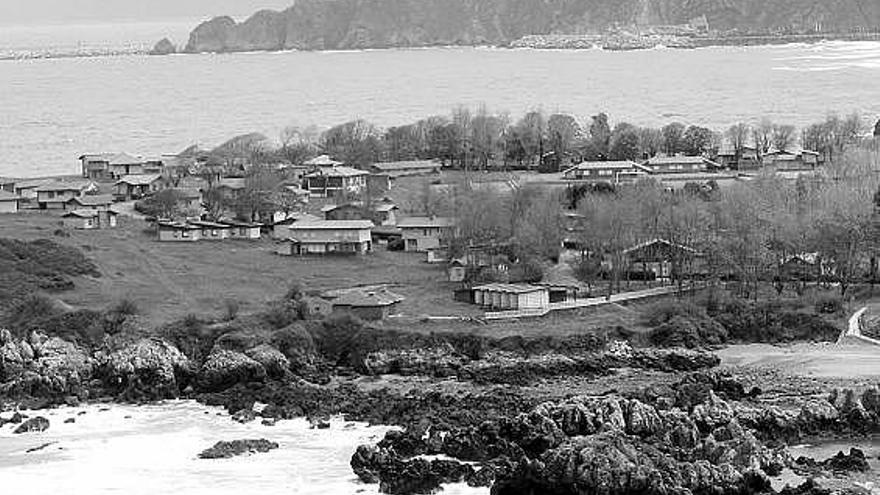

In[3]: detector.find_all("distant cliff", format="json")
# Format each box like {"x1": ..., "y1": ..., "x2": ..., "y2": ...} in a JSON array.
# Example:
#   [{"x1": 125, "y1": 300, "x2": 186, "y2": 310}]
[{"x1": 182, "y1": 0, "x2": 880, "y2": 53}]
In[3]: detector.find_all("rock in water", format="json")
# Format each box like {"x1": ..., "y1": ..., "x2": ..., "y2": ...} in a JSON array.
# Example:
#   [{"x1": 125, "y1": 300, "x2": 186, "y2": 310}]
[
  {"x1": 149, "y1": 38, "x2": 176, "y2": 55},
  {"x1": 103, "y1": 338, "x2": 191, "y2": 401},
  {"x1": 13, "y1": 416, "x2": 49, "y2": 434},
  {"x1": 198, "y1": 439, "x2": 279, "y2": 459}
]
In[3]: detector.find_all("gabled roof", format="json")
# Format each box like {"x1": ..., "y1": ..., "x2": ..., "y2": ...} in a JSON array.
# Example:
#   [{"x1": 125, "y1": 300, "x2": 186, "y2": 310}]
[
  {"x1": 14, "y1": 179, "x2": 51, "y2": 190},
  {"x1": 219, "y1": 218, "x2": 262, "y2": 227},
  {"x1": 370, "y1": 160, "x2": 440, "y2": 172},
  {"x1": 563, "y1": 161, "x2": 651, "y2": 175},
  {"x1": 290, "y1": 220, "x2": 374, "y2": 230},
  {"x1": 116, "y1": 174, "x2": 162, "y2": 186},
  {"x1": 330, "y1": 287, "x2": 405, "y2": 308},
  {"x1": 189, "y1": 220, "x2": 231, "y2": 229},
  {"x1": 157, "y1": 220, "x2": 200, "y2": 230},
  {"x1": 36, "y1": 179, "x2": 95, "y2": 192},
  {"x1": 80, "y1": 152, "x2": 143, "y2": 165},
  {"x1": 623, "y1": 238, "x2": 699, "y2": 255},
  {"x1": 274, "y1": 212, "x2": 321, "y2": 225},
  {"x1": 0, "y1": 190, "x2": 22, "y2": 201},
  {"x1": 62, "y1": 209, "x2": 99, "y2": 218},
  {"x1": 304, "y1": 155, "x2": 344, "y2": 167},
  {"x1": 645, "y1": 155, "x2": 721, "y2": 167},
  {"x1": 68, "y1": 194, "x2": 114, "y2": 206},
  {"x1": 373, "y1": 203, "x2": 398, "y2": 212},
  {"x1": 397, "y1": 216, "x2": 456, "y2": 229}
]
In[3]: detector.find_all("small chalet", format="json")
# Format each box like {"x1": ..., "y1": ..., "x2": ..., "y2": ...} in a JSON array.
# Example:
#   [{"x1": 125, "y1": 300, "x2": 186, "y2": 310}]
[
  {"x1": 304, "y1": 167, "x2": 369, "y2": 198},
  {"x1": 157, "y1": 221, "x2": 201, "y2": 242},
  {"x1": 173, "y1": 188, "x2": 204, "y2": 212},
  {"x1": 643, "y1": 156, "x2": 721, "y2": 174},
  {"x1": 472, "y1": 284, "x2": 549, "y2": 311},
  {"x1": 80, "y1": 152, "x2": 145, "y2": 180},
  {"x1": 36, "y1": 179, "x2": 98, "y2": 209},
  {"x1": 189, "y1": 220, "x2": 231, "y2": 241},
  {"x1": 717, "y1": 146, "x2": 761, "y2": 170},
  {"x1": 65, "y1": 194, "x2": 114, "y2": 211},
  {"x1": 304, "y1": 155, "x2": 344, "y2": 168},
  {"x1": 323, "y1": 287, "x2": 405, "y2": 321},
  {"x1": 115, "y1": 174, "x2": 164, "y2": 200},
  {"x1": 222, "y1": 219, "x2": 262, "y2": 240},
  {"x1": 369, "y1": 160, "x2": 441, "y2": 178},
  {"x1": 13, "y1": 179, "x2": 51, "y2": 208},
  {"x1": 622, "y1": 239, "x2": 701, "y2": 279},
  {"x1": 281, "y1": 220, "x2": 374, "y2": 255},
  {"x1": 397, "y1": 216, "x2": 456, "y2": 252},
  {"x1": 562, "y1": 161, "x2": 651, "y2": 184},
  {"x1": 270, "y1": 212, "x2": 320, "y2": 239},
  {"x1": 0, "y1": 190, "x2": 22, "y2": 213},
  {"x1": 62, "y1": 209, "x2": 118, "y2": 230}
]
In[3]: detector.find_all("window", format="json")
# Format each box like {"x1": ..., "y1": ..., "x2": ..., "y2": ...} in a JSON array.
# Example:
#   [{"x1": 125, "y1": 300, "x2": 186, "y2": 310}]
[
  {"x1": 182, "y1": 230, "x2": 190, "y2": 238},
  {"x1": 47, "y1": 191, "x2": 55, "y2": 198},
  {"x1": 598, "y1": 170, "x2": 612, "y2": 176},
  {"x1": 212, "y1": 229, "x2": 218, "y2": 236},
  {"x1": 173, "y1": 231, "x2": 180, "y2": 239}
]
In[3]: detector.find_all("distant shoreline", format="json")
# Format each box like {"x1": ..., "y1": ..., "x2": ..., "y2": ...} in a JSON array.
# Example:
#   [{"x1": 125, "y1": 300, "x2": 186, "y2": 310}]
[{"x1": 3, "y1": 33, "x2": 880, "y2": 62}]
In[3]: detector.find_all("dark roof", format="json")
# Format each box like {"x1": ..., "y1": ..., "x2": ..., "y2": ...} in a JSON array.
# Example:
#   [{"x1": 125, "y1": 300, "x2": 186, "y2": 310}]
[
  {"x1": 472, "y1": 283, "x2": 547, "y2": 294},
  {"x1": 36, "y1": 179, "x2": 95, "y2": 192},
  {"x1": 157, "y1": 220, "x2": 200, "y2": 230},
  {"x1": 189, "y1": 220, "x2": 230, "y2": 229},
  {"x1": 291, "y1": 220, "x2": 374, "y2": 230},
  {"x1": 305, "y1": 166, "x2": 369, "y2": 178},
  {"x1": 116, "y1": 174, "x2": 162, "y2": 186},
  {"x1": 397, "y1": 216, "x2": 456, "y2": 229}
]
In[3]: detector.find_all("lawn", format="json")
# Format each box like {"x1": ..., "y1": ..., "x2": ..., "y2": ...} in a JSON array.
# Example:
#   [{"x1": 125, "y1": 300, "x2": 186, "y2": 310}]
[{"x1": 0, "y1": 211, "x2": 481, "y2": 326}]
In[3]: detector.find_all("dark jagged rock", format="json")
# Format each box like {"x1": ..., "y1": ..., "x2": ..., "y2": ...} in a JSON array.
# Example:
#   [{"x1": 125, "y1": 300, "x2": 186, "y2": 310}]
[
  {"x1": 149, "y1": 38, "x2": 176, "y2": 55},
  {"x1": 64, "y1": 417, "x2": 75, "y2": 424},
  {"x1": 351, "y1": 444, "x2": 475, "y2": 495},
  {"x1": 231, "y1": 409, "x2": 257, "y2": 424},
  {"x1": 795, "y1": 447, "x2": 870, "y2": 476},
  {"x1": 0, "y1": 332, "x2": 94, "y2": 402},
  {"x1": 198, "y1": 439, "x2": 279, "y2": 459},
  {"x1": 101, "y1": 338, "x2": 192, "y2": 401},
  {"x1": 26, "y1": 441, "x2": 56, "y2": 453},
  {"x1": 197, "y1": 349, "x2": 266, "y2": 392},
  {"x1": 13, "y1": 416, "x2": 49, "y2": 434}
]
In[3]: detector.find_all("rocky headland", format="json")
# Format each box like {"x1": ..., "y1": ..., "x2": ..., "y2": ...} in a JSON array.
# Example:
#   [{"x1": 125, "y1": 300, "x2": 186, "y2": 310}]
[{"x1": 175, "y1": 0, "x2": 880, "y2": 54}]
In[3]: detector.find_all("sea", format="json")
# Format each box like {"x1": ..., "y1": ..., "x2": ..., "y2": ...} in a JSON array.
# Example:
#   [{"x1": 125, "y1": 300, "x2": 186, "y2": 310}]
[
  {"x1": 1, "y1": 20, "x2": 880, "y2": 178},
  {"x1": 0, "y1": 401, "x2": 486, "y2": 495}
]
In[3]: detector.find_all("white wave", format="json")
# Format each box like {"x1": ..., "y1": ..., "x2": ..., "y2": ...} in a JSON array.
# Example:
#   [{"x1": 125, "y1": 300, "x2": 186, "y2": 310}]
[{"x1": 0, "y1": 401, "x2": 487, "y2": 495}]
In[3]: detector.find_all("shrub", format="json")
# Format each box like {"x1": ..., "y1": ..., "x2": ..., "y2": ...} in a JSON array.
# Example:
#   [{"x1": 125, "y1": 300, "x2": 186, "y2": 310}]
[
  {"x1": 262, "y1": 299, "x2": 306, "y2": 329},
  {"x1": 814, "y1": 295, "x2": 843, "y2": 314},
  {"x1": 642, "y1": 300, "x2": 708, "y2": 327},
  {"x1": 5, "y1": 294, "x2": 60, "y2": 333},
  {"x1": 649, "y1": 315, "x2": 728, "y2": 349}
]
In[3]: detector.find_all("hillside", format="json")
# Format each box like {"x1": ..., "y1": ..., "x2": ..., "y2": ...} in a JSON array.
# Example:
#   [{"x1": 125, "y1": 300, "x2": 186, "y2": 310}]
[{"x1": 182, "y1": 0, "x2": 880, "y2": 52}]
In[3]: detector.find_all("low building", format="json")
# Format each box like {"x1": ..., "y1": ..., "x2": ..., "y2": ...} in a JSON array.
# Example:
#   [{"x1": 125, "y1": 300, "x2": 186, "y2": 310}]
[
  {"x1": 369, "y1": 160, "x2": 441, "y2": 178},
  {"x1": 65, "y1": 194, "x2": 114, "y2": 211},
  {"x1": 622, "y1": 238, "x2": 701, "y2": 279},
  {"x1": 643, "y1": 155, "x2": 721, "y2": 174},
  {"x1": 215, "y1": 178, "x2": 247, "y2": 199},
  {"x1": 115, "y1": 174, "x2": 164, "y2": 200},
  {"x1": 304, "y1": 166, "x2": 369, "y2": 198},
  {"x1": 398, "y1": 216, "x2": 456, "y2": 252},
  {"x1": 13, "y1": 179, "x2": 51, "y2": 208},
  {"x1": 283, "y1": 220, "x2": 373, "y2": 255},
  {"x1": 372, "y1": 200, "x2": 399, "y2": 226},
  {"x1": 325, "y1": 287, "x2": 405, "y2": 321},
  {"x1": 472, "y1": 284, "x2": 549, "y2": 311},
  {"x1": 189, "y1": 220, "x2": 232, "y2": 241},
  {"x1": 562, "y1": 161, "x2": 651, "y2": 184},
  {"x1": 763, "y1": 148, "x2": 822, "y2": 170},
  {"x1": 0, "y1": 190, "x2": 22, "y2": 213},
  {"x1": 222, "y1": 219, "x2": 262, "y2": 240},
  {"x1": 62, "y1": 209, "x2": 118, "y2": 229},
  {"x1": 35, "y1": 179, "x2": 98, "y2": 209},
  {"x1": 157, "y1": 221, "x2": 202, "y2": 242},
  {"x1": 447, "y1": 259, "x2": 466, "y2": 282},
  {"x1": 0, "y1": 177, "x2": 15, "y2": 193},
  {"x1": 80, "y1": 152, "x2": 145, "y2": 180},
  {"x1": 322, "y1": 202, "x2": 366, "y2": 221}
]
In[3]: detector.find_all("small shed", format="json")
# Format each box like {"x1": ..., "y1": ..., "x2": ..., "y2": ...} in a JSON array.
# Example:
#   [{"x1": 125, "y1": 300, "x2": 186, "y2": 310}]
[
  {"x1": 62, "y1": 209, "x2": 118, "y2": 229},
  {"x1": 472, "y1": 284, "x2": 549, "y2": 311},
  {"x1": 157, "y1": 221, "x2": 201, "y2": 242},
  {"x1": 326, "y1": 287, "x2": 405, "y2": 321},
  {"x1": 448, "y1": 259, "x2": 466, "y2": 283}
]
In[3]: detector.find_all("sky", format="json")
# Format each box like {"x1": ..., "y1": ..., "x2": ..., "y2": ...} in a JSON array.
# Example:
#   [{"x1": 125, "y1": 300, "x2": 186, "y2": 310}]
[{"x1": 0, "y1": 0, "x2": 296, "y2": 25}]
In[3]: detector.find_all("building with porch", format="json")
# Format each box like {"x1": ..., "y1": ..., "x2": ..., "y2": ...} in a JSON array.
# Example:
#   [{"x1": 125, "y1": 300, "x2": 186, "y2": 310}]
[
  {"x1": 282, "y1": 220, "x2": 373, "y2": 255},
  {"x1": 35, "y1": 180, "x2": 98, "y2": 209},
  {"x1": 643, "y1": 155, "x2": 722, "y2": 174},
  {"x1": 222, "y1": 219, "x2": 262, "y2": 240},
  {"x1": 304, "y1": 167, "x2": 369, "y2": 198},
  {"x1": 62, "y1": 209, "x2": 118, "y2": 229},
  {"x1": 398, "y1": 216, "x2": 456, "y2": 252},
  {"x1": 115, "y1": 174, "x2": 164, "y2": 200},
  {"x1": 622, "y1": 239, "x2": 701, "y2": 280}
]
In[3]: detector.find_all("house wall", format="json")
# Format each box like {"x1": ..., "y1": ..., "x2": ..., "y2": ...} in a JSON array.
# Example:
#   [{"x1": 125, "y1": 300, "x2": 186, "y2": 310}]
[
  {"x1": 295, "y1": 240, "x2": 371, "y2": 254},
  {"x1": 0, "y1": 200, "x2": 19, "y2": 214},
  {"x1": 228, "y1": 226, "x2": 261, "y2": 239},
  {"x1": 273, "y1": 224, "x2": 291, "y2": 239},
  {"x1": 402, "y1": 227, "x2": 448, "y2": 252},
  {"x1": 291, "y1": 228, "x2": 371, "y2": 244},
  {"x1": 158, "y1": 228, "x2": 201, "y2": 242},
  {"x1": 38, "y1": 190, "x2": 80, "y2": 207},
  {"x1": 200, "y1": 228, "x2": 230, "y2": 240},
  {"x1": 64, "y1": 217, "x2": 96, "y2": 230}
]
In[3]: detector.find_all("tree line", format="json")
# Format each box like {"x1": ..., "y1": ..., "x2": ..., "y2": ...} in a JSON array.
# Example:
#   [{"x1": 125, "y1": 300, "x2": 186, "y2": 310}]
[{"x1": 191, "y1": 107, "x2": 871, "y2": 173}]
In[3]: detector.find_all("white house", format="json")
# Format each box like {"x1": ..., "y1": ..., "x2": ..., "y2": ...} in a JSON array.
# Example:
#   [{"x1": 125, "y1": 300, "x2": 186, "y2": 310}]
[
  {"x1": 283, "y1": 220, "x2": 374, "y2": 255},
  {"x1": 472, "y1": 284, "x2": 550, "y2": 311}
]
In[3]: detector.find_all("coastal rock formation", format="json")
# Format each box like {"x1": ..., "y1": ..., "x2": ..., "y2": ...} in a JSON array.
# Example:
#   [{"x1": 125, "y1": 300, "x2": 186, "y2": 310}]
[
  {"x1": 244, "y1": 344, "x2": 290, "y2": 380},
  {"x1": 13, "y1": 416, "x2": 49, "y2": 434},
  {"x1": 182, "y1": 0, "x2": 880, "y2": 53},
  {"x1": 197, "y1": 439, "x2": 279, "y2": 459},
  {"x1": 101, "y1": 338, "x2": 192, "y2": 401},
  {"x1": 0, "y1": 330, "x2": 93, "y2": 401},
  {"x1": 149, "y1": 38, "x2": 176, "y2": 56},
  {"x1": 197, "y1": 349, "x2": 266, "y2": 392}
]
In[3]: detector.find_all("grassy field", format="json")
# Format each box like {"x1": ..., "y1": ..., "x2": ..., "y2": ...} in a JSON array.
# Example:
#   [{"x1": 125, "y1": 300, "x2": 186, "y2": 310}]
[{"x1": 0, "y1": 211, "x2": 484, "y2": 326}]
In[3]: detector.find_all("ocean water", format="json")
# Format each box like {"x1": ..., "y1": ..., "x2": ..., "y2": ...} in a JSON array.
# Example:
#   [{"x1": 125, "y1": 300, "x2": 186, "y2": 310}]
[
  {"x1": 0, "y1": 401, "x2": 487, "y2": 495},
  {"x1": 0, "y1": 23, "x2": 879, "y2": 178}
]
